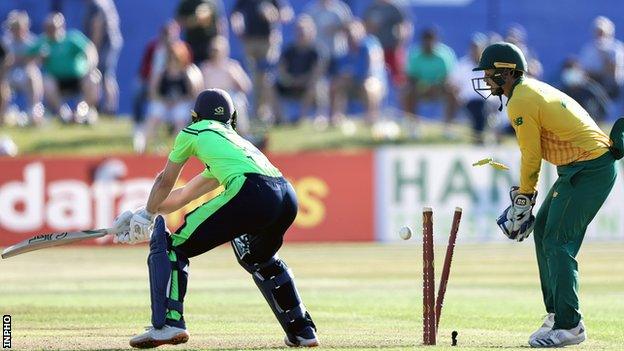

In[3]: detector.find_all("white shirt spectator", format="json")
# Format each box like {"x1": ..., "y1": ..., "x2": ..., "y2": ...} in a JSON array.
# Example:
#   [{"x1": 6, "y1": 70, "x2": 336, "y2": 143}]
[
  {"x1": 579, "y1": 37, "x2": 624, "y2": 86},
  {"x1": 303, "y1": 0, "x2": 352, "y2": 58},
  {"x1": 449, "y1": 55, "x2": 481, "y2": 103}
]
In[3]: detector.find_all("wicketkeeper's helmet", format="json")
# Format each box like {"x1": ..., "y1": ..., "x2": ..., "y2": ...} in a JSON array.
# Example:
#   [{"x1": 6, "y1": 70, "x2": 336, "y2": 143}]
[
  {"x1": 471, "y1": 42, "x2": 528, "y2": 99},
  {"x1": 472, "y1": 42, "x2": 527, "y2": 73}
]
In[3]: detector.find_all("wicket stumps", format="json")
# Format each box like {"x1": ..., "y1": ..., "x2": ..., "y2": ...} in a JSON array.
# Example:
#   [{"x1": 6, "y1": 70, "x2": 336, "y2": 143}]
[
  {"x1": 422, "y1": 207, "x2": 436, "y2": 345},
  {"x1": 422, "y1": 207, "x2": 462, "y2": 346}
]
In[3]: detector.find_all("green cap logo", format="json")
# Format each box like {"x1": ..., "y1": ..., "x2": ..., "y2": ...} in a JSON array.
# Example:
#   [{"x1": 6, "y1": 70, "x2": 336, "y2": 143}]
[{"x1": 514, "y1": 117, "x2": 523, "y2": 126}]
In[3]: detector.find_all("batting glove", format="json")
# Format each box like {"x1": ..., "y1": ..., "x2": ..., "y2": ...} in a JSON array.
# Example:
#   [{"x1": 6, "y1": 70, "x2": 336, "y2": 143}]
[
  {"x1": 113, "y1": 230, "x2": 131, "y2": 244},
  {"x1": 112, "y1": 210, "x2": 133, "y2": 233},
  {"x1": 128, "y1": 209, "x2": 155, "y2": 244}
]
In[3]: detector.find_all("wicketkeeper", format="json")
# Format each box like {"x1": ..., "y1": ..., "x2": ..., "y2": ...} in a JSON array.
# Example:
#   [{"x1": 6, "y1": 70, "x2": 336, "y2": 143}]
[
  {"x1": 114, "y1": 89, "x2": 318, "y2": 348},
  {"x1": 472, "y1": 42, "x2": 624, "y2": 348}
]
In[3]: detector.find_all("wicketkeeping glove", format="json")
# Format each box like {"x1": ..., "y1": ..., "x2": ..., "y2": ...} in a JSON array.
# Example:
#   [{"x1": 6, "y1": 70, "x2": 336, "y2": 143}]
[{"x1": 496, "y1": 186, "x2": 537, "y2": 242}]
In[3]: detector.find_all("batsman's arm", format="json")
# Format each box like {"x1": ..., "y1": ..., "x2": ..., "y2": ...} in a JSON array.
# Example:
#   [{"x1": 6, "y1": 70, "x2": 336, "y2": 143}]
[
  {"x1": 158, "y1": 174, "x2": 220, "y2": 214},
  {"x1": 145, "y1": 160, "x2": 185, "y2": 214}
]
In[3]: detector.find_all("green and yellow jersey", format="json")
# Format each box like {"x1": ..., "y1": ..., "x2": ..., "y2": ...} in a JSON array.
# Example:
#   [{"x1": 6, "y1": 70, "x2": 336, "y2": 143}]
[
  {"x1": 506, "y1": 77, "x2": 611, "y2": 194},
  {"x1": 169, "y1": 120, "x2": 282, "y2": 187}
]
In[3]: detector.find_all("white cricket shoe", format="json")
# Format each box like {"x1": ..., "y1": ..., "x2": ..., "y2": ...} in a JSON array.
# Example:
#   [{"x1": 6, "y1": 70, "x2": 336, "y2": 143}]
[
  {"x1": 529, "y1": 320, "x2": 586, "y2": 348},
  {"x1": 284, "y1": 326, "x2": 319, "y2": 347},
  {"x1": 129, "y1": 325, "x2": 189, "y2": 349},
  {"x1": 528, "y1": 313, "x2": 555, "y2": 342}
]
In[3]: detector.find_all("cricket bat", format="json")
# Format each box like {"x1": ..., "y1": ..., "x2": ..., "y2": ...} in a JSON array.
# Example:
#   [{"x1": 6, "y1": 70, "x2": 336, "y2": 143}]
[{"x1": 1, "y1": 228, "x2": 114, "y2": 259}]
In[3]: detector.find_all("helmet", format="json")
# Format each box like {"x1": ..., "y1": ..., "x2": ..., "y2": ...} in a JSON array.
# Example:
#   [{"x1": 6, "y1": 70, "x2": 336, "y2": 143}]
[
  {"x1": 472, "y1": 42, "x2": 527, "y2": 72},
  {"x1": 191, "y1": 89, "x2": 236, "y2": 124}
]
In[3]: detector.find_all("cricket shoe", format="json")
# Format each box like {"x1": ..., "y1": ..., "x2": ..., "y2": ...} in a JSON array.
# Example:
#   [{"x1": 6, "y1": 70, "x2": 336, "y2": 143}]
[
  {"x1": 529, "y1": 320, "x2": 586, "y2": 348},
  {"x1": 528, "y1": 313, "x2": 555, "y2": 342},
  {"x1": 284, "y1": 326, "x2": 319, "y2": 347},
  {"x1": 129, "y1": 325, "x2": 189, "y2": 349}
]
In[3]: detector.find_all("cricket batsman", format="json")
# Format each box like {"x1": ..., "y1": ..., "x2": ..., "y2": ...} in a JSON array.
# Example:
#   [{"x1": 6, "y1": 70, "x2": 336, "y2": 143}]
[
  {"x1": 472, "y1": 42, "x2": 624, "y2": 347},
  {"x1": 113, "y1": 89, "x2": 318, "y2": 348}
]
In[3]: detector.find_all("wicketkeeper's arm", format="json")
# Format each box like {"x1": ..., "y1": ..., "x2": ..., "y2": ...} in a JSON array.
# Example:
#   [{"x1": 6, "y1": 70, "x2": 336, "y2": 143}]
[
  {"x1": 158, "y1": 174, "x2": 220, "y2": 214},
  {"x1": 508, "y1": 97, "x2": 542, "y2": 194}
]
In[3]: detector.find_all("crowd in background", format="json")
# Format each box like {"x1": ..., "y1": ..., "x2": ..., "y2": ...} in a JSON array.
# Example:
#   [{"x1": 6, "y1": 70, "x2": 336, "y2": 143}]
[{"x1": 1, "y1": 0, "x2": 623, "y2": 153}]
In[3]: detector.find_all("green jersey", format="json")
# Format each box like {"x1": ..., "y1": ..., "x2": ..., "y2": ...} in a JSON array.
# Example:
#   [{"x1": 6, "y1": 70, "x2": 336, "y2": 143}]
[
  {"x1": 27, "y1": 30, "x2": 92, "y2": 79},
  {"x1": 169, "y1": 120, "x2": 282, "y2": 186}
]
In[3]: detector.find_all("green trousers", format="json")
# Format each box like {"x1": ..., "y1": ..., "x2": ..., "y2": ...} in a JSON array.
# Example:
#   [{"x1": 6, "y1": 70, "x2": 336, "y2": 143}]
[{"x1": 533, "y1": 151, "x2": 617, "y2": 329}]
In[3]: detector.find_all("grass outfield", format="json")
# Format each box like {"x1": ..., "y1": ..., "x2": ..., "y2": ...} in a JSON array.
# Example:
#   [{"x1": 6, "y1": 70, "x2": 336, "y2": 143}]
[
  {"x1": 1, "y1": 243, "x2": 623, "y2": 350},
  {"x1": 3, "y1": 116, "x2": 488, "y2": 156}
]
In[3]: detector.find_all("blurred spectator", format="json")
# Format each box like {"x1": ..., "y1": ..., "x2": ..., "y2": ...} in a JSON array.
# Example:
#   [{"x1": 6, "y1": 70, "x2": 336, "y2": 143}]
[
  {"x1": 448, "y1": 33, "x2": 492, "y2": 144},
  {"x1": 133, "y1": 21, "x2": 188, "y2": 151},
  {"x1": 176, "y1": 0, "x2": 227, "y2": 65},
  {"x1": 303, "y1": 0, "x2": 353, "y2": 120},
  {"x1": 330, "y1": 20, "x2": 387, "y2": 124},
  {"x1": 304, "y1": 0, "x2": 352, "y2": 70},
  {"x1": 560, "y1": 56, "x2": 610, "y2": 121},
  {"x1": 201, "y1": 35, "x2": 252, "y2": 134},
  {"x1": 2, "y1": 11, "x2": 44, "y2": 125},
  {"x1": 274, "y1": 15, "x2": 322, "y2": 124},
  {"x1": 303, "y1": 0, "x2": 351, "y2": 59},
  {"x1": 579, "y1": 16, "x2": 624, "y2": 99},
  {"x1": 402, "y1": 27, "x2": 457, "y2": 136},
  {"x1": 363, "y1": 0, "x2": 412, "y2": 85},
  {"x1": 231, "y1": 0, "x2": 293, "y2": 122},
  {"x1": 0, "y1": 40, "x2": 9, "y2": 125},
  {"x1": 83, "y1": 0, "x2": 123, "y2": 114},
  {"x1": 141, "y1": 41, "x2": 202, "y2": 152},
  {"x1": 27, "y1": 12, "x2": 99, "y2": 124},
  {"x1": 505, "y1": 23, "x2": 543, "y2": 78}
]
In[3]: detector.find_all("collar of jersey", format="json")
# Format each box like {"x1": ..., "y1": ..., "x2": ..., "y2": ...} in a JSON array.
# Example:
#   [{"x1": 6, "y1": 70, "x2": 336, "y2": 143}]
[
  {"x1": 185, "y1": 119, "x2": 229, "y2": 132},
  {"x1": 506, "y1": 76, "x2": 525, "y2": 102}
]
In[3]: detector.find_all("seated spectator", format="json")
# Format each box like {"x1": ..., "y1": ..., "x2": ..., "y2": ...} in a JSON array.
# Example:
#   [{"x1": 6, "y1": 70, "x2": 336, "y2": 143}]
[
  {"x1": 402, "y1": 27, "x2": 458, "y2": 137},
  {"x1": 363, "y1": 0, "x2": 412, "y2": 85},
  {"x1": 83, "y1": 0, "x2": 123, "y2": 114},
  {"x1": 560, "y1": 56, "x2": 610, "y2": 121},
  {"x1": 505, "y1": 23, "x2": 543, "y2": 79},
  {"x1": 579, "y1": 16, "x2": 624, "y2": 100},
  {"x1": 2, "y1": 10, "x2": 44, "y2": 125},
  {"x1": 176, "y1": 0, "x2": 227, "y2": 64},
  {"x1": 27, "y1": 12, "x2": 99, "y2": 124},
  {"x1": 231, "y1": 0, "x2": 292, "y2": 122},
  {"x1": 143, "y1": 41, "x2": 202, "y2": 152},
  {"x1": 448, "y1": 33, "x2": 492, "y2": 144},
  {"x1": 274, "y1": 15, "x2": 322, "y2": 124},
  {"x1": 330, "y1": 20, "x2": 387, "y2": 124},
  {"x1": 200, "y1": 35, "x2": 252, "y2": 134}
]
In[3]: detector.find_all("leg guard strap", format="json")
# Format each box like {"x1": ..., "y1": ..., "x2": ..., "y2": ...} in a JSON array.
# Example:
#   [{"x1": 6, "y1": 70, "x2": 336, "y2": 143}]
[
  {"x1": 254, "y1": 267, "x2": 294, "y2": 290},
  {"x1": 167, "y1": 299, "x2": 184, "y2": 316}
]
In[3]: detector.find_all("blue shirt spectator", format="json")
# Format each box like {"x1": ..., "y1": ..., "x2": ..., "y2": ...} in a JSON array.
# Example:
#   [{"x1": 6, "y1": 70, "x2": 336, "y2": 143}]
[{"x1": 338, "y1": 34, "x2": 386, "y2": 88}]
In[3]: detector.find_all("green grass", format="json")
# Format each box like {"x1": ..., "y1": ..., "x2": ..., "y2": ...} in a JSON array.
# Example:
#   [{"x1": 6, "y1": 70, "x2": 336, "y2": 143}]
[
  {"x1": 1, "y1": 242, "x2": 623, "y2": 350},
  {"x1": 4, "y1": 118, "x2": 135, "y2": 156},
  {"x1": 2, "y1": 116, "x2": 483, "y2": 156}
]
